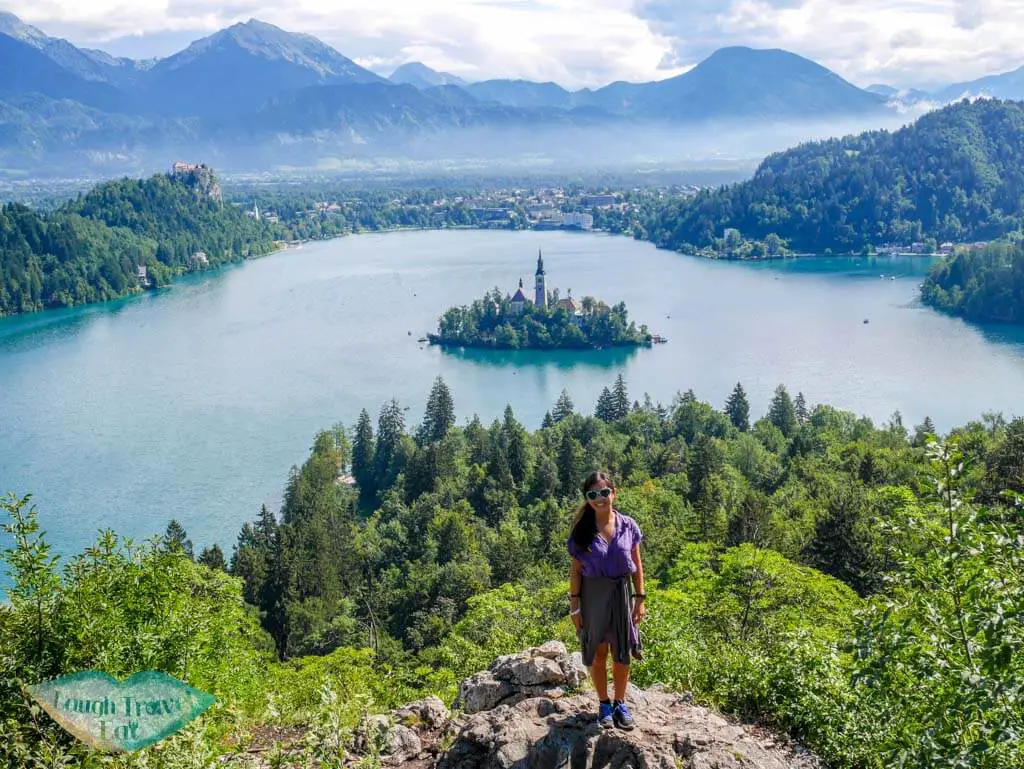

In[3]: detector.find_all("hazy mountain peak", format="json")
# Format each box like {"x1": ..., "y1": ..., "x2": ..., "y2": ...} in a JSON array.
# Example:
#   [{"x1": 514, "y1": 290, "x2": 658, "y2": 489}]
[
  {"x1": 156, "y1": 17, "x2": 382, "y2": 83},
  {"x1": 867, "y1": 84, "x2": 898, "y2": 97},
  {"x1": 0, "y1": 10, "x2": 47, "y2": 43},
  {"x1": 694, "y1": 46, "x2": 837, "y2": 76},
  {"x1": 0, "y1": 10, "x2": 139, "y2": 83},
  {"x1": 390, "y1": 61, "x2": 467, "y2": 89},
  {"x1": 937, "y1": 62, "x2": 1024, "y2": 102}
]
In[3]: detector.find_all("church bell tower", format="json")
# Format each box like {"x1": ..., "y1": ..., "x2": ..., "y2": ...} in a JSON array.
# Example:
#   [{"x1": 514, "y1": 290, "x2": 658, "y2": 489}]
[{"x1": 534, "y1": 249, "x2": 547, "y2": 309}]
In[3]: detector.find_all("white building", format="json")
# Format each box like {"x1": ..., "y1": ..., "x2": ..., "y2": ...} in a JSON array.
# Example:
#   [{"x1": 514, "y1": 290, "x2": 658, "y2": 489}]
[{"x1": 562, "y1": 212, "x2": 593, "y2": 230}]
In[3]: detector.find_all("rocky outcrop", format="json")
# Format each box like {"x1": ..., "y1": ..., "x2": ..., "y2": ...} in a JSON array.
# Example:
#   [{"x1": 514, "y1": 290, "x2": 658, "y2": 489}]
[
  {"x1": 438, "y1": 683, "x2": 820, "y2": 769},
  {"x1": 454, "y1": 641, "x2": 589, "y2": 714},
  {"x1": 351, "y1": 641, "x2": 823, "y2": 769},
  {"x1": 232, "y1": 642, "x2": 821, "y2": 769}
]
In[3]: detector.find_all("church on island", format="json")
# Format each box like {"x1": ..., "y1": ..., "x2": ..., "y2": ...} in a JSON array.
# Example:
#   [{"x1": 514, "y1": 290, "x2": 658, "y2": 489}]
[
  {"x1": 509, "y1": 250, "x2": 584, "y2": 324},
  {"x1": 428, "y1": 248, "x2": 653, "y2": 350}
]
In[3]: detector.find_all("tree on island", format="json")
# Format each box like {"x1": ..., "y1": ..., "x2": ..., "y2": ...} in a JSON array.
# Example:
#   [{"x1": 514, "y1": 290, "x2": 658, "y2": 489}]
[{"x1": 430, "y1": 287, "x2": 652, "y2": 350}]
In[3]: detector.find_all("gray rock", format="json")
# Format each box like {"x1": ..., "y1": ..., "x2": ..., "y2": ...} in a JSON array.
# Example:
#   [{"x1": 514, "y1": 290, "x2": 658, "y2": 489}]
[
  {"x1": 377, "y1": 642, "x2": 823, "y2": 769},
  {"x1": 396, "y1": 695, "x2": 451, "y2": 729},
  {"x1": 533, "y1": 641, "x2": 568, "y2": 660},
  {"x1": 455, "y1": 672, "x2": 518, "y2": 714},
  {"x1": 353, "y1": 715, "x2": 423, "y2": 763},
  {"x1": 563, "y1": 652, "x2": 588, "y2": 689},
  {"x1": 504, "y1": 656, "x2": 565, "y2": 687},
  {"x1": 436, "y1": 691, "x2": 806, "y2": 769}
]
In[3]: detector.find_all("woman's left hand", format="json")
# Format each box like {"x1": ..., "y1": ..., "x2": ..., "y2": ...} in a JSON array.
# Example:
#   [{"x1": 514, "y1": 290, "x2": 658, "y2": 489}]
[{"x1": 632, "y1": 601, "x2": 646, "y2": 624}]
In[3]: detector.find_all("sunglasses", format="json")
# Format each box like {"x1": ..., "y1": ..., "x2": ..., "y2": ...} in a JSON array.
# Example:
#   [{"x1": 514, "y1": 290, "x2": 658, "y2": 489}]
[{"x1": 585, "y1": 488, "x2": 613, "y2": 501}]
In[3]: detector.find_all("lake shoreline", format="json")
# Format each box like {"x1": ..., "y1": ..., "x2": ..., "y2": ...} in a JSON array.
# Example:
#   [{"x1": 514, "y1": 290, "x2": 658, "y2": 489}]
[
  {"x1": 0, "y1": 216, "x2": 953, "y2": 321},
  {"x1": 2, "y1": 230, "x2": 1022, "y2": 585}
]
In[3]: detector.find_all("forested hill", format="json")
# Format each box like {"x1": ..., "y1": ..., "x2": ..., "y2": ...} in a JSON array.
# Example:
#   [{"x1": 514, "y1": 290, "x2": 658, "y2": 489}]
[
  {"x1": 922, "y1": 238, "x2": 1024, "y2": 323},
  {"x1": 5, "y1": 376, "x2": 1022, "y2": 767},
  {"x1": 0, "y1": 167, "x2": 275, "y2": 316},
  {"x1": 644, "y1": 99, "x2": 1024, "y2": 252}
]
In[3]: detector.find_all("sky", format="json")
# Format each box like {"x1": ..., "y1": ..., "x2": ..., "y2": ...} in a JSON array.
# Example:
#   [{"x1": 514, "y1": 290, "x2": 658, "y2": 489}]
[{"x1": 4, "y1": 0, "x2": 1024, "y2": 89}]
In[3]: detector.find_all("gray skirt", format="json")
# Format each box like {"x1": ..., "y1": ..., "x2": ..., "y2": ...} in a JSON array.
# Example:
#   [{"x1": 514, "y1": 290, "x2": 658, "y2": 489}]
[{"x1": 575, "y1": 574, "x2": 642, "y2": 666}]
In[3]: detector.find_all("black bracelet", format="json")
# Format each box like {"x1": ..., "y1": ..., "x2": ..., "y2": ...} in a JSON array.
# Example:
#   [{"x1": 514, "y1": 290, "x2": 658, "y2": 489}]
[
  {"x1": 569, "y1": 593, "x2": 580, "y2": 598},
  {"x1": 633, "y1": 593, "x2": 646, "y2": 599}
]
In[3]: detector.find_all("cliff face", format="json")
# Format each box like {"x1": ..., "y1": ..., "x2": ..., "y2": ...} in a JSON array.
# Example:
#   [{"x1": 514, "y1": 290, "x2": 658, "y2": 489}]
[{"x1": 228, "y1": 642, "x2": 824, "y2": 769}]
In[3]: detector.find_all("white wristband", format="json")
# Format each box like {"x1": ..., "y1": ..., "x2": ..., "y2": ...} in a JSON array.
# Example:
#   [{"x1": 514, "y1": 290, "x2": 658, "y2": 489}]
[{"x1": 570, "y1": 609, "x2": 581, "y2": 616}]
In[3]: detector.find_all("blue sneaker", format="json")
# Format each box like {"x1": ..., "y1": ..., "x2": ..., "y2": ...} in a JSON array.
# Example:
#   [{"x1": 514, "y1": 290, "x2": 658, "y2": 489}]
[
  {"x1": 613, "y1": 700, "x2": 635, "y2": 730},
  {"x1": 597, "y1": 701, "x2": 615, "y2": 728}
]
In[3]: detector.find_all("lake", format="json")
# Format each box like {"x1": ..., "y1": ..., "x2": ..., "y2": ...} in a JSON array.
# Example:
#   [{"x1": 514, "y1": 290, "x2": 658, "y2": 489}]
[{"x1": 2, "y1": 229, "x2": 1024, "y2": 574}]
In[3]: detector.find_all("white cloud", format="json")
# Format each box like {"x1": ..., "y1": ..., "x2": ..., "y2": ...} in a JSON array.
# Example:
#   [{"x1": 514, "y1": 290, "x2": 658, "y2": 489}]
[
  {"x1": 3, "y1": 0, "x2": 1024, "y2": 88},
  {"x1": 4, "y1": 0, "x2": 685, "y2": 87}
]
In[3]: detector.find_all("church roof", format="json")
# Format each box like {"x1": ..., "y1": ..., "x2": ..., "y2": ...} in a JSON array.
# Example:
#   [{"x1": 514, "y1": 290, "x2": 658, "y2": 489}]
[
  {"x1": 511, "y1": 281, "x2": 529, "y2": 302},
  {"x1": 555, "y1": 296, "x2": 579, "y2": 312}
]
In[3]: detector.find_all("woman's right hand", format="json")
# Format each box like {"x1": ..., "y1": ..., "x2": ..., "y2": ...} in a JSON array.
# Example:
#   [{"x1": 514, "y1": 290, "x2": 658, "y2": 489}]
[{"x1": 572, "y1": 613, "x2": 583, "y2": 631}]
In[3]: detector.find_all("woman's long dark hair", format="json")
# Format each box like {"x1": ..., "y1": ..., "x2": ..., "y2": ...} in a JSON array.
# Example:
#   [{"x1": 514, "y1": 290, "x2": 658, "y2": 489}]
[{"x1": 570, "y1": 471, "x2": 616, "y2": 554}]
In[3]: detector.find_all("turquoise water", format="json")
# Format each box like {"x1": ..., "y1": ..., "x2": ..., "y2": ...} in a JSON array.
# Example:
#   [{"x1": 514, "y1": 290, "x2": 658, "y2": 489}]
[{"x1": 2, "y1": 230, "x2": 1024, "y2": 574}]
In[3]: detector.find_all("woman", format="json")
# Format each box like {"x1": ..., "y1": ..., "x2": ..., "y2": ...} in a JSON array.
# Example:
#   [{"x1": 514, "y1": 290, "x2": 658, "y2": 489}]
[{"x1": 566, "y1": 471, "x2": 646, "y2": 730}]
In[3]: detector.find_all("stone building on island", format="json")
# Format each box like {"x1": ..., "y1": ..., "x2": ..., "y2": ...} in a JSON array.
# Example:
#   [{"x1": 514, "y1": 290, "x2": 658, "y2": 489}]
[
  {"x1": 510, "y1": 250, "x2": 584, "y2": 325},
  {"x1": 510, "y1": 279, "x2": 529, "y2": 315}
]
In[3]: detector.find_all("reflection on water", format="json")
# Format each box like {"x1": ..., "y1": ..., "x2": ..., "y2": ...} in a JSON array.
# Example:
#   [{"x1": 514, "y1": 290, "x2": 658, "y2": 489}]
[
  {"x1": 438, "y1": 343, "x2": 639, "y2": 370},
  {"x1": 746, "y1": 255, "x2": 940, "y2": 280},
  {"x1": 0, "y1": 291, "x2": 160, "y2": 353}
]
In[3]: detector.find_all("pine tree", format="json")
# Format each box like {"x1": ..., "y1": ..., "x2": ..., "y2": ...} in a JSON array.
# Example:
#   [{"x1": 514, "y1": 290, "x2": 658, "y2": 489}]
[
  {"x1": 794, "y1": 392, "x2": 809, "y2": 424},
  {"x1": 612, "y1": 373, "x2": 630, "y2": 420},
  {"x1": 552, "y1": 389, "x2": 575, "y2": 423},
  {"x1": 351, "y1": 409, "x2": 375, "y2": 491},
  {"x1": 767, "y1": 384, "x2": 798, "y2": 437},
  {"x1": 163, "y1": 519, "x2": 193, "y2": 559},
  {"x1": 198, "y1": 543, "x2": 227, "y2": 571},
  {"x1": 888, "y1": 410, "x2": 908, "y2": 440},
  {"x1": 557, "y1": 429, "x2": 582, "y2": 497},
  {"x1": 724, "y1": 382, "x2": 750, "y2": 431},
  {"x1": 231, "y1": 522, "x2": 267, "y2": 605},
  {"x1": 256, "y1": 503, "x2": 278, "y2": 547},
  {"x1": 373, "y1": 398, "x2": 406, "y2": 495},
  {"x1": 420, "y1": 376, "x2": 455, "y2": 443},
  {"x1": 486, "y1": 428, "x2": 513, "y2": 489},
  {"x1": 595, "y1": 386, "x2": 616, "y2": 421},
  {"x1": 541, "y1": 411, "x2": 555, "y2": 429},
  {"x1": 504, "y1": 405, "x2": 529, "y2": 485}
]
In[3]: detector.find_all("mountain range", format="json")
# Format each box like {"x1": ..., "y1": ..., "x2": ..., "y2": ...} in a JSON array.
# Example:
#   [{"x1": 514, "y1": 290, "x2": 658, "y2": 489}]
[{"x1": 0, "y1": 12, "x2": 1021, "y2": 175}]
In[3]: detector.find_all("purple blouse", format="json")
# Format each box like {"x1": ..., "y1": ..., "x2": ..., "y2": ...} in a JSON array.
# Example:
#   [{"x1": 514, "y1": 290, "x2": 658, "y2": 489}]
[{"x1": 566, "y1": 511, "x2": 643, "y2": 578}]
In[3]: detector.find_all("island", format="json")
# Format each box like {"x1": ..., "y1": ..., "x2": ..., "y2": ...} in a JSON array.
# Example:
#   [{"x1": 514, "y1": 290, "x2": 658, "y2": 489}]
[{"x1": 427, "y1": 251, "x2": 656, "y2": 350}]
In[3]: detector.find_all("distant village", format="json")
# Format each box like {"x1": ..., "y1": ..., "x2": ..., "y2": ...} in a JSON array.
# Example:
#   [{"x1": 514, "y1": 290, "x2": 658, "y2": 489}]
[
  {"x1": 240, "y1": 185, "x2": 703, "y2": 232},
  {"x1": 714, "y1": 225, "x2": 992, "y2": 260}
]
